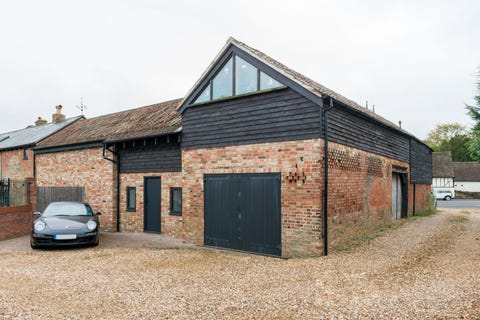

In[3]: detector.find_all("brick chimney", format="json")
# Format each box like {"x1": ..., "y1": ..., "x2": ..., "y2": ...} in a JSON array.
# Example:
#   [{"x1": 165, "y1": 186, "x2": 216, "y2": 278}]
[
  {"x1": 52, "y1": 105, "x2": 66, "y2": 122},
  {"x1": 35, "y1": 117, "x2": 47, "y2": 126}
]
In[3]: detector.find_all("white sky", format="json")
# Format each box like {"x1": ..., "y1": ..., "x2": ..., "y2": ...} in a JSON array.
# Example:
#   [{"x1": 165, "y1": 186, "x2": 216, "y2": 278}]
[{"x1": 0, "y1": 0, "x2": 478, "y2": 140}]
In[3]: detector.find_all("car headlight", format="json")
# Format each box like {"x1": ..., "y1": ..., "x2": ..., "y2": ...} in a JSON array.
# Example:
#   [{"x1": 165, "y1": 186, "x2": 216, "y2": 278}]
[
  {"x1": 86, "y1": 220, "x2": 97, "y2": 231},
  {"x1": 34, "y1": 221, "x2": 46, "y2": 232}
]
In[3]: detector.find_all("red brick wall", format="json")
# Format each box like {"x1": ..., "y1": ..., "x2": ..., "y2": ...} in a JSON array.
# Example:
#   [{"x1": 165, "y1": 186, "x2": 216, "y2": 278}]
[
  {"x1": 0, "y1": 148, "x2": 34, "y2": 179},
  {"x1": 410, "y1": 183, "x2": 432, "y2": 213},
  {"x1": 326, "y1": 142, "x2": 411, "y2": 247},
  {"x1": 0, "y1": 205, "x2": 33, "y2": 240},
  {"x1": 182, "y1": 139, "x2": 324, "y2": 257},
  {"x1": 119, "y1": 172, "x2": 183, "y2": 236},
  {"x1": 183, "y1": 139, "x2": 431, "y2": 257},
  {"x1": 36, "y1": 147, "x2": 118, "y2": 231}
]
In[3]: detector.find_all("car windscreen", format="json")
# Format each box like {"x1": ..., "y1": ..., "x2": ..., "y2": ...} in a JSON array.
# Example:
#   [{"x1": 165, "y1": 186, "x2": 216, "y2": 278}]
[{"x1": 42, "y1": 203, "x2": 93, "y2": 217}]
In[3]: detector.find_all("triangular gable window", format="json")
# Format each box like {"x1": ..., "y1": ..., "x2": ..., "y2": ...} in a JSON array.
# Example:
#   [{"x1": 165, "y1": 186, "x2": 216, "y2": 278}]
[{"x1": 193, "y1": 54, "x2": 284, "y2": 104}]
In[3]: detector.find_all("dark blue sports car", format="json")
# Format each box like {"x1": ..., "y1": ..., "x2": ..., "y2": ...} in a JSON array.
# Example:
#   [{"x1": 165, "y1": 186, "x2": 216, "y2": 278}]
[{"x1": 31, "y1": 201, "x2": 101, "y2": 249}]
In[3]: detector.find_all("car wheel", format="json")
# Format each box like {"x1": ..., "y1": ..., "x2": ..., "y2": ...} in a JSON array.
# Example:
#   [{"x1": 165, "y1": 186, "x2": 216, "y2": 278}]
[
  {"x1": 30, "y1": 241, "x2": 40, "y2": 249},
  {"x1": 444, "y1": 196, "x2": 452, "y2": 201}
]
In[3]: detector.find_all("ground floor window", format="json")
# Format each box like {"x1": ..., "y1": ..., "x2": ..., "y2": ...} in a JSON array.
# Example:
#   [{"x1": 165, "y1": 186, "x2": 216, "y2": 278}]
[
  {"x1": 127, "y1": 186, "x2": 136, "y2": 211},
  {"x1": 170, "y1": 187, "x2": 182, "y2": 215}
]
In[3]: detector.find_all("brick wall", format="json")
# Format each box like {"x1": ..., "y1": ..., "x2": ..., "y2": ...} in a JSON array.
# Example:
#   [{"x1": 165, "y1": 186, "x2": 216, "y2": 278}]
[
  {"x1": 0, "y1": 148, "x2": 34, "y2": 179},
  {"x1": 183, "y1": 139, "x2": 431, "y2": 257},
  {"x1": 36, "y1": 147, "x2": 117, "y2": 231},
  {"x1": 0, "y1": 204, "x2": 33, "y2": 240},
  {"x1": 119, "y1": 172, "x2": 182, "y2": 236},
  {"x1": 182, "y1": 139, "x2": 324, "y2": 257}
]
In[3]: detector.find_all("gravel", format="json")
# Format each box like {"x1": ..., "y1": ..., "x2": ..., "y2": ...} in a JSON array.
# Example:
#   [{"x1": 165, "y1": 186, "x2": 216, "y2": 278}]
[{"x1": 0, "y1": 208, "x2": 479, "y2": 319}]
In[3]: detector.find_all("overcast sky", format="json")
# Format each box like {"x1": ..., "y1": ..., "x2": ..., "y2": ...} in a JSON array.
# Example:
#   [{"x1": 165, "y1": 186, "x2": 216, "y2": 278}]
[{"x1": 0, "y1": 0, "x2": 478, "y2": 140}]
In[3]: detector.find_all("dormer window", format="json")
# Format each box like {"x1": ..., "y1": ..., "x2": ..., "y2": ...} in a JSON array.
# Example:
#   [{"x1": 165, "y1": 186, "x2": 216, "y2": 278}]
[{"x1": 193, "y1": 54, "x2": 283, "y2": 104}]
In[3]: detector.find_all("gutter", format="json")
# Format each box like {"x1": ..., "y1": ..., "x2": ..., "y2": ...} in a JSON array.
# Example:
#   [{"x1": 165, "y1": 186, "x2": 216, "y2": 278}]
[
  {"x1": 102, "y1": 144, "x2": 121, "y2": 232},
  {"x1": 321, "y1": 95, "x2": 333, "y2": 256}
]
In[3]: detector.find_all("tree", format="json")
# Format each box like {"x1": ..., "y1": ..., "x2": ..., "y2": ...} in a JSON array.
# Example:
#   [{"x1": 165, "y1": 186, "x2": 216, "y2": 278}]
[
  {"x1": 425, "y1": 123, "x2": 473, "y2": 161},
  {"x1": 466, "y1": 69, "x2": 480, "y2": 161},
  {"x1": 425, "y1": 123, "x2": 470, "y2": 150}
]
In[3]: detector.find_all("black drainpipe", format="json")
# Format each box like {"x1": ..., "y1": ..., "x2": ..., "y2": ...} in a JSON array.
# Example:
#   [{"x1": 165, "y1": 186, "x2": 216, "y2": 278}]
[
  {"x1": 412, "y1": 184, "x2": 416, "y2": 216},
  {"x1": 103, "y1": 144, "x2": 120, "y2": 232},
  {"x1": 322, "y1": 96, "x2": 333, "y2": 256}
]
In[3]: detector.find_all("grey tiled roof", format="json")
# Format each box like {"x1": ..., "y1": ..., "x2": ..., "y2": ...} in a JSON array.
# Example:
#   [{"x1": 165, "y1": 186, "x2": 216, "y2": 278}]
[{"x1": 0, "y1": 116, "x2": 83, "y2": 151}]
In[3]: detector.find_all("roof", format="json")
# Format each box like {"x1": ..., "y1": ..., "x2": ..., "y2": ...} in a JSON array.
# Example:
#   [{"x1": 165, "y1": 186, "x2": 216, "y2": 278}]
[
  {"x1": 179, "y1": 37, "x2": 423, "y2": 142},
  {"x1": 0, "y1": 116, "x2": 83, "y2": 151},
  {"x1": 432, "y1": 152, "x2": 454, "y2": 177},
  {"x1": 35, "y1": 99, "x2": 182, "y2": 149},
  {"x1": 453, "y1": 162, "x2": 480, "y2": 182}
]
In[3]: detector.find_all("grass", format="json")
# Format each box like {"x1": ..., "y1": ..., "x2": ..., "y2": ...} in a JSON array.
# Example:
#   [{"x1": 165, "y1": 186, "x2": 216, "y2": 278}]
[
  {"x1": 449, "y1": 216, "x2": 469, "y2": 223},
  {"x1": 414, "y1": 193, "x2": 437, "y2": 217},
  {"x1": 460, "y1": 210, "x2": 471, "y2": 215}
]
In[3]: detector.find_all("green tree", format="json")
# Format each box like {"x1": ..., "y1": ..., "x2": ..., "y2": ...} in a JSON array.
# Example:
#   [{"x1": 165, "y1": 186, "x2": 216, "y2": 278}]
[
  {"x1": 425, "y1": 123, "x2": 473, "y2": 161},
  {"x1": 466, "y1": 69, "x2": 480, "y2": 161}
]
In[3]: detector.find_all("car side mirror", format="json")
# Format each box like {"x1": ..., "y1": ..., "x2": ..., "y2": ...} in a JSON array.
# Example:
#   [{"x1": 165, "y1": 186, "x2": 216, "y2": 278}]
[
  {"x1": 96, "y1": 212, "x2": 102, "y2": 216},
  {"x1": 33, "y1": 212, "x2": 41, "y2": 217}
]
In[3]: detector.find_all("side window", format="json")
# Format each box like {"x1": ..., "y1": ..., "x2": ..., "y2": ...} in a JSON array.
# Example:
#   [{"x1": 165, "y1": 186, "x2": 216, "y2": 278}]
[
  {"x1": 126, "y1": 187, "x2": 136, "y2": 211},
  {"x1": 23, "y1": 148, "x2": 28, "y2": 160},
  {"x1": 170, "y1": 187, "x2": 182, "y2": 215}
]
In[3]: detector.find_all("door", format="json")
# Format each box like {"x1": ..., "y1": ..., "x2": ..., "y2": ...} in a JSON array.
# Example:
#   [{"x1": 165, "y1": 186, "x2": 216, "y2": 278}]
[
  {"x1": 204, "y1": 173, "x2": 281, "y2": 256},
  {"x1": 144, "y1": 177, "x2": 161, "y2": 233},
  {"x1": 391, "y1": 173, "x2": 402, "y2": 221}
]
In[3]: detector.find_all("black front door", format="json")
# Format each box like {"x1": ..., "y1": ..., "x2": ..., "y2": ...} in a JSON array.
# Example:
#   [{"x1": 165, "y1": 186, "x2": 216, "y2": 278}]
[{"x1": 144, "y1": 177, "x2": 161, "y2": 233}]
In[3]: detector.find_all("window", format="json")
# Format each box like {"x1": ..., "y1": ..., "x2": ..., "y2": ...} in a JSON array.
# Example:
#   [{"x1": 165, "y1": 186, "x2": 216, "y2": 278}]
[
  {"x1": 170, "y1": 187, "x2": 182, "y2": 215},
  {"x1": 193, "y1": 54, "x2": 283, "y2": 104},
  {"x1": 23, "y1": 148, "x2": 28, "y2": 160},
  {"x1": 126, "y1": 187, "x2": 136, "y2": 211}
]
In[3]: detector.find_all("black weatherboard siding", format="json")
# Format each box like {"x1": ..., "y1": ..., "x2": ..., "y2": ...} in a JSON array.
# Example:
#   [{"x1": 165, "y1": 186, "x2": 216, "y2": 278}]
[
  {"x1": 409, "y1": 139, "x2": 432, "y2": 184},
  {"x1": 328, "y1": 104, "x2": 410, "y2": 163},
  {"x1": 181, "y1": 88, "x2": 322, "y2": 150},
  {"x1": 182, "y1": 88, "x2": 417, "y2": 166},
  {"x1": 117, "y1": 142, "x2": 181, "y2": 173}
]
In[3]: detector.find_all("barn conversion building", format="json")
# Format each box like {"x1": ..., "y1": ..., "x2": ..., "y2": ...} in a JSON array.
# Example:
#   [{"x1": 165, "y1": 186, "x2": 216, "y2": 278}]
[{"x1": 32, "y1": 38, "x2": 432, "y2": 257}]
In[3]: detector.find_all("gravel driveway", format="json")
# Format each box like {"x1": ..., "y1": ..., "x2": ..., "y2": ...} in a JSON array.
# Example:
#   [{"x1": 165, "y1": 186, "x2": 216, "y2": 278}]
[{"x1": 1, "y1": 208, "x2": 479, "y2": 319}]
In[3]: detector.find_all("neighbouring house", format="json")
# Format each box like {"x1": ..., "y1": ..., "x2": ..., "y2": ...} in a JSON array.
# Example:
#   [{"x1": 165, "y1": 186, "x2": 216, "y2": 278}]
[
  {"x1": 0, "y1": 106, "x2": 81, "y2": 181},
  {"x1": 432, "y1": 152, "x2": 455, "y2": 192},
  {"x1": 453, "y1": 162, "x2": 480, "y2": 192},
  {"x1": 34, "y1": 100, "x2": 182, "y2": 232},
  {"x1": 32, "y1": 38, "x2": 432, "y2": 257}
]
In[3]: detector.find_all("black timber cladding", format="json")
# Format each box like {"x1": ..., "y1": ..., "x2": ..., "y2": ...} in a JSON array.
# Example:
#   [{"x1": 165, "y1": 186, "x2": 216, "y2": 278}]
[
  {"x1": 182, "y1": 88, "x2": 416, "y2": 166},
  {"x1": 328, "y1": 103, "x2": 410, "y2": 163},
  {"x1": 181, "y1": 88, "x2": 322, "y2": 150},
  {"x1": 409, "y1": 139, "x2": 432, "y2": 184},
  {"x1": 117, "y1": 141, "x2": 181, "y2": 173}
]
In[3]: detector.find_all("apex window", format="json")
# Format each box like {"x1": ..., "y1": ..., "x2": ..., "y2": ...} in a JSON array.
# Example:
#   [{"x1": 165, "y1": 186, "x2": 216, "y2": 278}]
[{"x1": 193, "y1": 54, "x2": 283, "y2": 104}]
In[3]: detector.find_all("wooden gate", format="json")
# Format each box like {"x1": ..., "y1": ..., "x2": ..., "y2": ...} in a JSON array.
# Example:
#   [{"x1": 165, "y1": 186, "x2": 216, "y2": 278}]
[{"x1": 37, "y1": 186, "x2": 85, "y2": 212}]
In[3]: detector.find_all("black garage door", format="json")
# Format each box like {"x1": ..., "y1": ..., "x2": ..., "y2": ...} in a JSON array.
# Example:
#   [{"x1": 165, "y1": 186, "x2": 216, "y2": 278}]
[{"x1": 204, "y1": 173, "x2": 281, "y2": 256}]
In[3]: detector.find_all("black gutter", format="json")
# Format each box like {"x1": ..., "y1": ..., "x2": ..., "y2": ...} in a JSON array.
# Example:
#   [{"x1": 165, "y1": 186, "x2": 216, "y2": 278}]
[
  {"x1": 322, "y1": 95, "x2": 333, "y2": 256},
  {"x1": 102, "y1": 144, "x2": 121, "y2": 232},
  {"x1": 34, "y1": 142, "x2": 104, "y2": 154}
]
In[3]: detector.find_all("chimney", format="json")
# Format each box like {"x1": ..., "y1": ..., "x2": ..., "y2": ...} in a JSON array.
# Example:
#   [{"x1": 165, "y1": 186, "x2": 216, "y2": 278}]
[
  {"x1": 398, "y1": 120, "x2": 402, "y2": 128},
  {"x1": 52, "y1": 105, "x2": 66, "y2": 122},
  {"x1": 35, "y1": 117, "x2": 47, "y2": 126}
]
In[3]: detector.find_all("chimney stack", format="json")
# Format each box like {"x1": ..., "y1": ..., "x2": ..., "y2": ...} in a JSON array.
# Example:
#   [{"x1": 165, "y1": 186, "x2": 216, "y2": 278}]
[
  {"x1": 35, "y1": 117, "x2": 47, "y2": 126},
  {"x1": 52, "y1": 105, "x2": 66, "y2": 122},
  {"x1": 398, "y1": 120, "x2": 402, "y2": 128}
]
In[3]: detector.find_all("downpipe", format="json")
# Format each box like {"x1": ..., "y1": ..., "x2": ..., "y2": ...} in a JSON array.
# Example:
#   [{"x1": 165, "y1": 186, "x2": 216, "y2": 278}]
[
  {"x1": 322, "y1": 96, "x2": 333, "y2": 256},
  {"x1": 103, "y1": 144, "x2": 121, "y2": 232}
]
